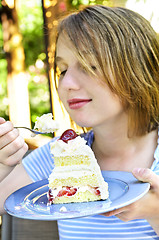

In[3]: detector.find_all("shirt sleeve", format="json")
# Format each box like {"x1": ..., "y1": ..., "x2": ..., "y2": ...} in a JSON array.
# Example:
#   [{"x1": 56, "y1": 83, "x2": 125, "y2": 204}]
[
  {"x1": 151, "y1": 147, "x2": 159, "y2": 175},
  {"x1": 22, "y1": 138, "x2": 57, "y2": 182}
]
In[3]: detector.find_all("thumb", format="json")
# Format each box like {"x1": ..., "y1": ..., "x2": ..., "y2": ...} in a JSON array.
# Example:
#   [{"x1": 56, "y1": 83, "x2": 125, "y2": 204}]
[
  {"x1": 0, "y1": 117, "x2": 6, "y2": 124},
  {"x1": 132, "y1": 168, "x2": 159, "y2": 190}
]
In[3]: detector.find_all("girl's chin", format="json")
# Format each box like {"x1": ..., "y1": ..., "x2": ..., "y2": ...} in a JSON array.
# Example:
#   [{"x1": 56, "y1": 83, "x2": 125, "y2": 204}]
[
  {"x1": 70, "y1": 113, "x2": 94, "y2": 128},
  {"x1": 74, "y1": 120, "x2": 92, "y2": 129}
]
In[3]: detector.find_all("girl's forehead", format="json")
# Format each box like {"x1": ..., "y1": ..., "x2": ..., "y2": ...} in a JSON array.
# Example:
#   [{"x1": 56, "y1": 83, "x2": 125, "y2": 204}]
[
  {"x1": 56, "y1": 34, "x2": 84, "y2": 59},
  {"x1": 56, "y1": 37, "x2": 77, "y2": 65},
  {"x1": 56, "y1": 29, "x2": 101, "y2": 70},
  {"x1": 57, "y1": 32, "x2": 72, "y2": 47},
  {"x1": 56, "y1": 34, "x2": 74, "y2": 56},
  {"x1": 57, "y1": 34, "x2": 95, "y2": 56}
]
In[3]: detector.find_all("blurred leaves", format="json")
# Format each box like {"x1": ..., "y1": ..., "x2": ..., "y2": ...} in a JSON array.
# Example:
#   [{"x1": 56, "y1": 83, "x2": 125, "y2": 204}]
[
  {"x1": 0, "y1": 0, "x2": 51, "y2": 125},
  {"x1": 69, "y1": 0, "x2": 113, "y2": 8},
  {"x1": 0, "y1": 21, "x2": 8, "y2": 119},
  {"x1": 18, "y1": 1, "x2": 51, "y2": 127},
  {"x1": 18, "y1": 1, "x2": 45, "y2": 68},
  {"x1": 0, "y1": 58, "x2": 9, "y2": 120}
]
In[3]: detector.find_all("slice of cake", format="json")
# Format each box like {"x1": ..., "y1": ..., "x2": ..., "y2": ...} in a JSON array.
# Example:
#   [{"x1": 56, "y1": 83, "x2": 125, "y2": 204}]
[
  {"x1": 34, "y1": 113, "x2": 59, "y2": 133},
  {"x1": 48, "y1": 129, "x2": 109, "y2": 204}
]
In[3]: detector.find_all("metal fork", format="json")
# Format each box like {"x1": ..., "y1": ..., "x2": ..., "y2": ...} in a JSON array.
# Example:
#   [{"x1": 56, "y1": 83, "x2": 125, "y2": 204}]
[{"x1": 15, "y1": 127, "x2": 46, "y2": 135}]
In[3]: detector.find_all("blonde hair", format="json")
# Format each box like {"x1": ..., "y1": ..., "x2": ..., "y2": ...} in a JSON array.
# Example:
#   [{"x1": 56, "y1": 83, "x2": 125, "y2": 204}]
[{"x1": 55, "y1": 5, "x2": 159, "y2": 137}]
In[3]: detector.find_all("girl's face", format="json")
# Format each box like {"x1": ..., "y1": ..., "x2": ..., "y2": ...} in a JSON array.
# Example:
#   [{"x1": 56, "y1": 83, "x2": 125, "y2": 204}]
[{"x1": 56, "y1": 34, "x2": 124, "y2": 129}]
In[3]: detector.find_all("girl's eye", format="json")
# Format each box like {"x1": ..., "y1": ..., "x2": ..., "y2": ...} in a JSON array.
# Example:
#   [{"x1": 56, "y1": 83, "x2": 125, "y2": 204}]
[
  {"x1": 91, "y1": 66, "x2": 96, "y2": 71},
  {"x1": 56, "y1": 67, "x2": 66, "y2": 79},
  {"x1": 56, "y1": 69, "x2": 67, "y2": 80},
  {"x1": 60, "y1": 70, "x2": 67, "y2": 76}
]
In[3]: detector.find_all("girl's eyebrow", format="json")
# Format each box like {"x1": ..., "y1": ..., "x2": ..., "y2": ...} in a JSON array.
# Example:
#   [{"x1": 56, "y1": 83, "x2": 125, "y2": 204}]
[
  {"x1": 56, "y1": 50, "x2": 92, "y2": 63},
  {"x1": 55, "y1": 56, "x2": 63, "y2": 63}
]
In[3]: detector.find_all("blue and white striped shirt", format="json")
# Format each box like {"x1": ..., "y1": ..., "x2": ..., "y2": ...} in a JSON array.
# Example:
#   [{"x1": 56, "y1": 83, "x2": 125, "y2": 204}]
[{"x1": 23, "y1": 130, "x2": 159, "y2": 240}]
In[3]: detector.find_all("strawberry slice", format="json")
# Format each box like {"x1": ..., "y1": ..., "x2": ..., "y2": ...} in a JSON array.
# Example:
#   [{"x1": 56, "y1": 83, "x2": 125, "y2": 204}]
[
  {"x1": 66, "y1": 187, "x2": 77, "y2": 196},
  {"x1": 59, "y1": 129, "x2": 78, "y2": 143},
  {"x1": 94, "y1": 187, "x2": 101, "y2": 195},
  {"x1": 48, "y1": 189, "x2": 54, "y2": 202},
  {"x1": 57, "y1": 186, "x2": 77, "y2": 197},
  {"x1": 57, "y1": 189, "x2": 67, "y2": 197}
]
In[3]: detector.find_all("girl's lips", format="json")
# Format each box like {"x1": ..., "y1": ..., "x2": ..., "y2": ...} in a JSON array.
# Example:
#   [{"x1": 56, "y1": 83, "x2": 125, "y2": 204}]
[{"x1": 67, "y1": 98, "x2": 92, "y2": 110}]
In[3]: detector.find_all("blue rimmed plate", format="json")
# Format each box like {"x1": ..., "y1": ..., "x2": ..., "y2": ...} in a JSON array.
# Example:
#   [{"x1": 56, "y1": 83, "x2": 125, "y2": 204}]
[{"x1": 4, "y1": 171, "x2": 150, "y2": 220}]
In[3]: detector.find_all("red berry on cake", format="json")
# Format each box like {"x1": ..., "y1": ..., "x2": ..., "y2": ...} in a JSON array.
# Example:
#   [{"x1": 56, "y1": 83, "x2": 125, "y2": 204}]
[{"x1": 59, "y1": 129, "x2": 78, "y2": 143}]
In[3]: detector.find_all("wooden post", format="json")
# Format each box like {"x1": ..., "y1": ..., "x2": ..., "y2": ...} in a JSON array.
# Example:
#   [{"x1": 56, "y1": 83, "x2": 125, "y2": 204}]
[{"x1": 42, "y1": 0, "x2": 72, "y2": 136}]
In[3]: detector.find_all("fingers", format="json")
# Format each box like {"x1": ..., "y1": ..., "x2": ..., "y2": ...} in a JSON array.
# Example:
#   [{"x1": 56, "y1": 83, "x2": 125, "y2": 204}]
[
  {"x1": 102, "y1": 198, "x2": 147, "y2": 221},
  {"x1": 4, "y1": 142, "x2": 28, "y2": 166},
  {"x1": 0, "y1": 121, "x2": 14, "y2": 137},
  {"x1": 103, "y1": 169, "x2": 159, "y2": 221},
  {"x1": 101, "y1": 205, "x2": 129, "y2": 218},
  {"x1": 0, "y1": 119, "x2": 28, "y2": 166},
  {"x1": 0, "y1": 128, "x2": 19, "y2": 149},
  {"x1": 0, "y1": 136, "x2": 28, "y2": 166},
  {"x1": 132, "y1": 168, "x2": 159, "y2": 190},
  {"x1": 0, "y1": 117, "x2": 6, "y2": 124}
]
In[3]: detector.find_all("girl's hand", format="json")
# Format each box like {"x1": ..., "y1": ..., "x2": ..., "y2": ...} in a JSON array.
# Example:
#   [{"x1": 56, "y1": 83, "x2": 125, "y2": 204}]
[
  {"x1": 102, "y1": 168, "x2": 159, "y2": 234},
  {"x1": 0, "y1": 117, "x2": 28, "y2": 166}
]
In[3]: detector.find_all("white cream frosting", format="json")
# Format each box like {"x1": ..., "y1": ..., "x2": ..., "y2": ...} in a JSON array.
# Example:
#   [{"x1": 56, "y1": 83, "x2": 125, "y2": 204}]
[
  {"x1": 60, "y1": 206, "x2": 67, "y2": 212},
  {"x1": 49, "y1": 167, "x2": 95, "y2": 180},
  {"x1": 50, "y1": 136, "x2": 96, "y2": 157},
  {"x1": 34, "y1": 113, "x2": 59, "y2": 133}
]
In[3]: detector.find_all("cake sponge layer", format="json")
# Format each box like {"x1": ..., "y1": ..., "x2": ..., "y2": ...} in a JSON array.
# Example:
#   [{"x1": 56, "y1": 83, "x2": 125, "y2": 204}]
[{"x1": 54, "y1": 156, "x2": 91, "y2": 167}]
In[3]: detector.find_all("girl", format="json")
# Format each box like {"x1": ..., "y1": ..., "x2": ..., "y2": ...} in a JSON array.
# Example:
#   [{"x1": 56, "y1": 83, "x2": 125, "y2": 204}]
[{"x1": 1, "y1": 5, "x2": 159, "y2": 240}]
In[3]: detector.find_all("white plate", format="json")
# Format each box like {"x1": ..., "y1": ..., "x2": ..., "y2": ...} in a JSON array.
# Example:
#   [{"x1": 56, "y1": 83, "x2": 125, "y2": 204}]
[{"x1": 4, "y1": 171, "x2": 150, "y2": 220}]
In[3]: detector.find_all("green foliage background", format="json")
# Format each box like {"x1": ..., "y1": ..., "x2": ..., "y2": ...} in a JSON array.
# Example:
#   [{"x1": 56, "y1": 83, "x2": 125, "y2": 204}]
[
  {"x1": 0, "y1": 1, "x2": 50, "y2": 126},
  {"x1": 18, "y1": 1, "x2": 51, "y2": 126},
  {"x1": 0, "y1": 21, "x2": 8, "y2": 119}
]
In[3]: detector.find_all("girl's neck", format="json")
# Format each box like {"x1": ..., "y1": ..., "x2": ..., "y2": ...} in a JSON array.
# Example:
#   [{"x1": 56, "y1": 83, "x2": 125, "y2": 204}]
[{"x1": 92, "y1": 127, "x2": 158, "y2": 171}]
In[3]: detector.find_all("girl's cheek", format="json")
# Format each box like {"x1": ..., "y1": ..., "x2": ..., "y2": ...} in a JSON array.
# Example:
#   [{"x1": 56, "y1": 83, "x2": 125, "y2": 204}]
[{"x1": 57, "y1": 88, "x2": 64, "y2": 102}]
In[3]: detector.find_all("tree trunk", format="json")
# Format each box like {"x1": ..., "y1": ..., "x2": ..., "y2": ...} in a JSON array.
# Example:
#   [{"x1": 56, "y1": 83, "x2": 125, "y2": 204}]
[
  {"x1": 0, "y1": 0, "x2": 31, "y2": 132},
  {"x1": 42, "y1": 0, "x2": 74, "y2": 136}
]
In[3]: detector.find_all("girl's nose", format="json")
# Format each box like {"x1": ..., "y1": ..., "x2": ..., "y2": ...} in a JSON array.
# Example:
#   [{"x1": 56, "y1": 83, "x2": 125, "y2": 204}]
[{"x1": 59, "y1": 67, "x2": 80, "y2": 91}]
